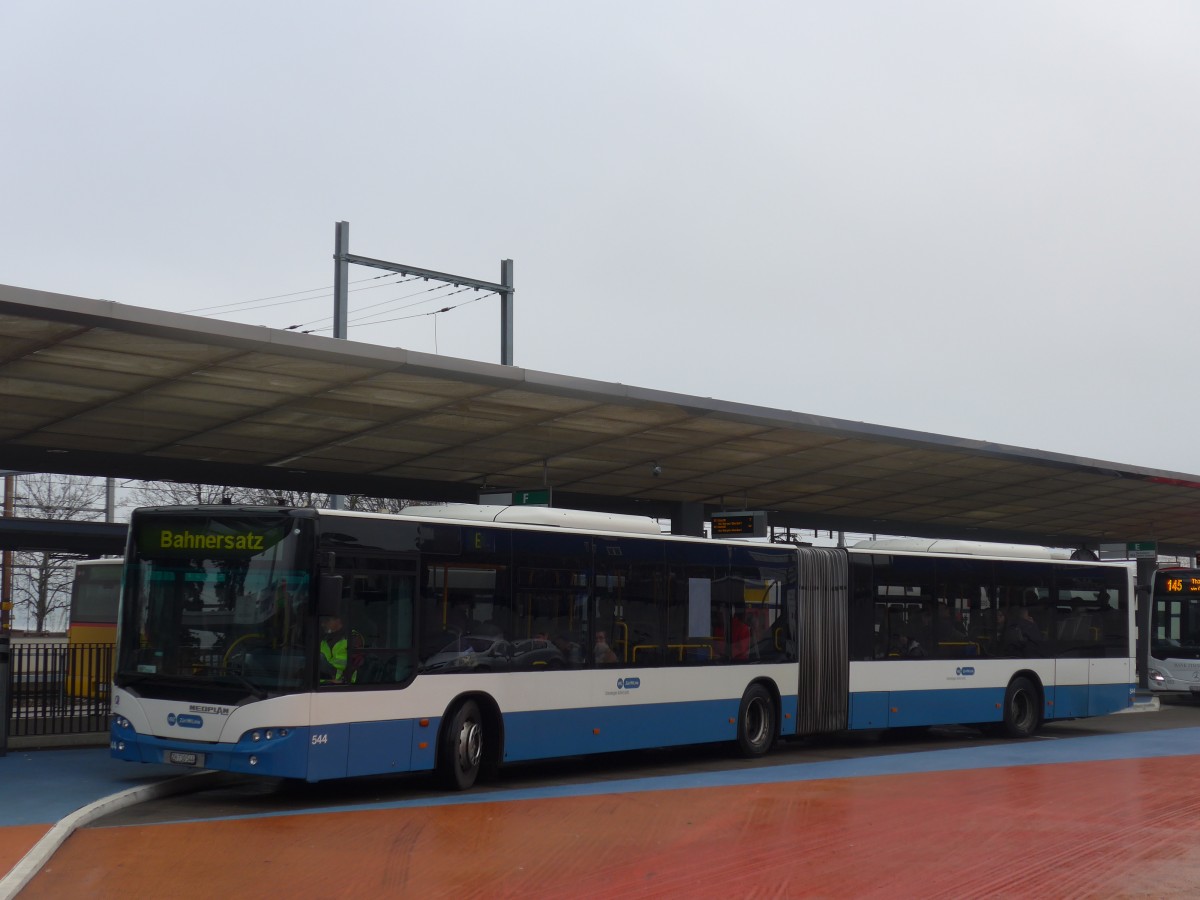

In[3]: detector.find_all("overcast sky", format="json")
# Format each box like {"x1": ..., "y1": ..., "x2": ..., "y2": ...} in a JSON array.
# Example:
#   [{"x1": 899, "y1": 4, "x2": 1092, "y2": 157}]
[{"x1": 4, "y1": 2, "x2": 1199, "y2": 475}]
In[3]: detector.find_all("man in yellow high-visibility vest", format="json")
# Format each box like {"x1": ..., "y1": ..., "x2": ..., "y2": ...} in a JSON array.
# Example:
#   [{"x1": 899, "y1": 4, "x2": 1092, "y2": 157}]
[{"x1": 319, "y1": 613, "x2": 350, "y2": 683}]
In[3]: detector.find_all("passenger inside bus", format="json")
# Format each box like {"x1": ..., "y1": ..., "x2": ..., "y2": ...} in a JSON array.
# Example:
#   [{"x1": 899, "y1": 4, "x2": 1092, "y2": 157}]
[
  {"x1": 731, "y1": 615, "x2": 750, "y2": 659},
  {"x1": 973, "y1": 606, "x2": 1005, "y2": 653},
  {"x1": 593, "y1": 630, "x2": 618, "y2": 664},
  {"x1": 889, "y1": 631, "x2": 926, "y2": 658},
  {"x1": 1017, "y1": 606, "x2": 1044, "y2": 647},
  {"x1": 936, "y1": 604, "x2": 967, "y2": 641},
  {"x1": 713, "y1": 612, "x2": 751, "y2": 660}
]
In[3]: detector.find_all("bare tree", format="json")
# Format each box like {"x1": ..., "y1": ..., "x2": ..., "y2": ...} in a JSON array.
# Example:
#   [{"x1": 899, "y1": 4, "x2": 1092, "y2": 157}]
[
  {"x1": 126, "y1": 481, "x2": 256, "y2": 507},
  {"x1": 126, "y1": 481, "x2": 416, "y2": 513},
  {"x1": 12, "y1": 473, "x2": 105, "y2": 633},
  {"x1": 345, "y1": 495, "x2": 419, "y2": 514},
  {"x1": 259, "y1": 489, "x2": 333, "y2": 508}
]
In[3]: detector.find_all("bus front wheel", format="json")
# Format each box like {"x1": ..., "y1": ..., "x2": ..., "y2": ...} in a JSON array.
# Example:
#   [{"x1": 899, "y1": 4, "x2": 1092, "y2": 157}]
[
  {"x1": 736, "y1": 684, "x2": 776, "y2": 758},
  {"x1": 438, "y1": 700, "x2": 484, "y2": 790},
  {"x1": 1001, "y1": 676, "x2": 1040, "y2": 738}
]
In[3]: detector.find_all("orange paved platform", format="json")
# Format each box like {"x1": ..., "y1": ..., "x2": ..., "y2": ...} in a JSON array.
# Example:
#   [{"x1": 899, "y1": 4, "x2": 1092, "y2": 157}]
[
  {"x1": 0, "y1": 826, "x2": 48, "y2": 882},
  {"x1": 20, "y1": 754, "x2": 1200, "y2": 899}
]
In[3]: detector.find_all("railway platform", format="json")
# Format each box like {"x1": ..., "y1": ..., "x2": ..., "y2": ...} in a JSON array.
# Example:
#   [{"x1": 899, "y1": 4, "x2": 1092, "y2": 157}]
[{"x1": 3, "y1": 708, "x2": 1200, "y2": 898}]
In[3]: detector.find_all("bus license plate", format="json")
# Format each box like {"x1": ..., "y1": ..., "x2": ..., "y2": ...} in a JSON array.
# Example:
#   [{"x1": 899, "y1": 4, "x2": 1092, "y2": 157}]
[{"x1": 167, "y1": 751, "x2": 203, "y2": 767}]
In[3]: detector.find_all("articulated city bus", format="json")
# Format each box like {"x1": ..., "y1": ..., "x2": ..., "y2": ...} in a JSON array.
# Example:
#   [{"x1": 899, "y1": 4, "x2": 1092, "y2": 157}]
[
  {"x1": 1147, "y1": 567, "x2": 1200, "y2": 696},
  {"x1": 66, "y1": 557, "x2": 122, "y2": 698},
  {"x1": 110, "y1": 505, "x2": 1135, "y2": 787}
]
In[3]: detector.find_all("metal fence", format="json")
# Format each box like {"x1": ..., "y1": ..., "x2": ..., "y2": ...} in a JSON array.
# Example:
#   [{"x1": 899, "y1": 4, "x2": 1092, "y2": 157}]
[{"x1": 5, "y1": 641, "x2": 113, "y2": 737}]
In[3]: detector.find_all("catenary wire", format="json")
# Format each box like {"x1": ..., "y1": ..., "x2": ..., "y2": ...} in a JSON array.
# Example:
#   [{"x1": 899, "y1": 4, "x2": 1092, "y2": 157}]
[
  {"x1": 184, "y1": 272, "x2": 411, "y2": 315},
  {"x1": 285, "y1": 281, "x2": 467, "y2": 332},
  {"x1": 300, "y1": 287, "x2": 487, "y2": 334}
]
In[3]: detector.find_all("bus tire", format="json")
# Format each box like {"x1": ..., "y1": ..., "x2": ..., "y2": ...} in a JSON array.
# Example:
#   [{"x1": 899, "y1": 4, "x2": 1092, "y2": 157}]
[
  {"x1": 438, "y1": 699, "x2": 484, "y2": 790},
  {"x1": 1001, "y1": 676, "x2": 1040, "y2": 738},
  {"x1": 736, "y1": 684, "x2": 776, "y2": 758}
]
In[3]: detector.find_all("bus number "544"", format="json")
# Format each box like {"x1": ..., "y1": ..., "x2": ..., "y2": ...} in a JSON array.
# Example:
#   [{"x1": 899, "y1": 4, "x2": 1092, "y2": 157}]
[{"x1": 311, "y1": 733, "x2": 329, "y2": 745}]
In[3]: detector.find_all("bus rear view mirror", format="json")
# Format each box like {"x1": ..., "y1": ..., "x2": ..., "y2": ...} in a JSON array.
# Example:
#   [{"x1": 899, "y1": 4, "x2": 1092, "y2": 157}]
[{"x1": 318, "y1": 574, "x2": 344, "y2": 616}]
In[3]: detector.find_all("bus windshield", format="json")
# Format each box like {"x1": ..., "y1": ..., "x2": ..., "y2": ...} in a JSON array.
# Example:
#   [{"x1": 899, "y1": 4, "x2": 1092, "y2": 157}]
[
  {"x1": 116, "y1": 513, "x2": 315, "y2": 700},
  {"x1": 71, "y1": 560, "x2": 122, "y2": 626},
  {"x1": 1152, "y1": 570, "x2": 1200, "y2": 660}
]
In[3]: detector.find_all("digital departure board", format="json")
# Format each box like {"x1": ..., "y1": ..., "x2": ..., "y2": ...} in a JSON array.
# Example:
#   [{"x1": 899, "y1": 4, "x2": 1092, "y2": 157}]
[{"x1": 710, "y1": 511, "x2": 767, "y2": 538}]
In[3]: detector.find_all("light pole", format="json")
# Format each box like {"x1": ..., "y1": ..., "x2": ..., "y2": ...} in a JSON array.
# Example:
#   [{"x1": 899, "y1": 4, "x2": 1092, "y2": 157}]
[
  {"x1": 0, "y1": 472, "x2": 14, "y2": 756},
  {"x1": 1, "y1": 472, "x2": 12, "y2": 634}
]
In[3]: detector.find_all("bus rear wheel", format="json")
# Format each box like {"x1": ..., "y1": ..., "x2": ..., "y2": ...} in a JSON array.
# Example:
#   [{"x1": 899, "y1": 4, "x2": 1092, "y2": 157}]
[
  {"x1": 1001, "y1": 676, "x2": 1040, "y2": 738},
  {"x1": 439, "y1": 700, "x2": 484, "y2": 790},
  {"x1": 736, "y1": 684, "x2": 776, "y2": 758}
]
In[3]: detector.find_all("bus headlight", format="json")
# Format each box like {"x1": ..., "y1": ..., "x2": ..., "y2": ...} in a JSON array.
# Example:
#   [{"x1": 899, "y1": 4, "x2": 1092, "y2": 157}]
[
  {"x1": 243, "y1": 728, "x2": 291, "y2": 743},
  {"x1": 1148, "y1": 669, "x2": 1165, "y2": 685}
]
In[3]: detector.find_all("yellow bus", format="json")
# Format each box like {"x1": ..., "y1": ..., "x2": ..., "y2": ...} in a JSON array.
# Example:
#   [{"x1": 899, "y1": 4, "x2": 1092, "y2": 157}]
[{"x1": 67, "y1": 558, "x2": 122, "y2": 698}]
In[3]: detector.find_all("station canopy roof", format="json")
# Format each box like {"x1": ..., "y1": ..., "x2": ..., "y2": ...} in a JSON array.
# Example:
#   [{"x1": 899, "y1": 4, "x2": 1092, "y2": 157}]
[{"x1": 2, "y1": 282, "x2": 1199, "y2": 555}]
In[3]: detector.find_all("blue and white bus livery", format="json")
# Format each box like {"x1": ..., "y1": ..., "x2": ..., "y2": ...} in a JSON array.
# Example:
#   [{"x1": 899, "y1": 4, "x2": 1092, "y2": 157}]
[{"x1": 111, "y1": 505, "x2": 1135, "y2": 788}]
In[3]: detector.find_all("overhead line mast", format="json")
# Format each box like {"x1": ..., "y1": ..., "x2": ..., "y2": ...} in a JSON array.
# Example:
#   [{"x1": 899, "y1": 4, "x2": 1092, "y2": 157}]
[{"x1": 332, "y1": 221, "x2": 514, "y2": 364}]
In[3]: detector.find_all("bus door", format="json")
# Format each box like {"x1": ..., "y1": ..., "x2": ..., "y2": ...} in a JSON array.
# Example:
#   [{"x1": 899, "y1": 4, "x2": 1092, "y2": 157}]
[
  {"x1": 1050, "y1": 564, "x2": 1130, "y2": 718},
  {"x1": 1051, "y1": 574, "x2": 1092, "y2": 720},
  {"x1": 308, "y1": 553, "x2": 419, "y2": 781}
]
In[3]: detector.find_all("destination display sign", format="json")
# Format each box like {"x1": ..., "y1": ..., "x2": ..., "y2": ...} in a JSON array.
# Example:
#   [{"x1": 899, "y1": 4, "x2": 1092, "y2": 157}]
[
  {"x1": 136, "y1": 517, "x2": 293, "y2": 558},
  {"x1": 1159, "y1": 572, "x2": 1200, "y2": 594}
]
